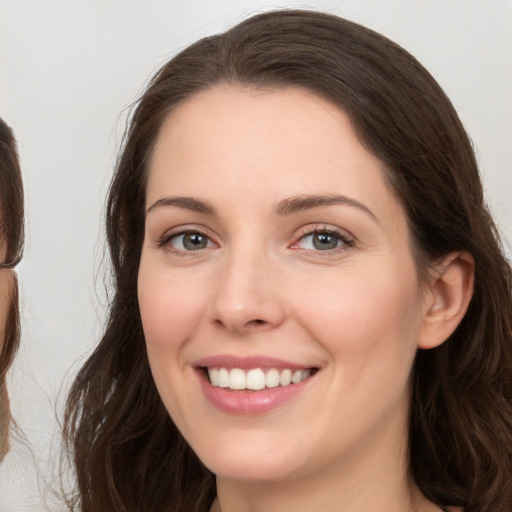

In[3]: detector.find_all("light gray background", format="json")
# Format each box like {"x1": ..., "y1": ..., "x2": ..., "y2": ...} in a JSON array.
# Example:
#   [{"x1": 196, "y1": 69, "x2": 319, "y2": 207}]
[{"x1": 1, "y1": 0, "x2": 511, "y2": 510}]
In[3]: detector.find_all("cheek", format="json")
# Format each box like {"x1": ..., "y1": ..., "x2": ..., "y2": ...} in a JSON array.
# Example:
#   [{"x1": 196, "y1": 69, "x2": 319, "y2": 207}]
[
  {"x1": 137, "y1": 263, "x2": 208, "y2": 426},
  {"x1": 291, "y1": 264, "x2": 423, "y2": 441},
  {"x1": 0, "y1": 271, "x2": 14, "y2": 347},
  {"x1": 293, "y1": 261, "x2": 423, "y2": 372},
  {"x1": 137, "y1": 262, "x2": 210, "y2": 363}
]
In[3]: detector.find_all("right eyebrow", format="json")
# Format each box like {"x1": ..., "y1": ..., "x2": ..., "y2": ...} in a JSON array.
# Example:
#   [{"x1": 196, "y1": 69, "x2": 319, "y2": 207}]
[
  {"x1": 146, "y1": 196, "x2": 216, "y2": 215},
  {"x1": 274, "y1": 194, "x2": 378, "y2": 223}
]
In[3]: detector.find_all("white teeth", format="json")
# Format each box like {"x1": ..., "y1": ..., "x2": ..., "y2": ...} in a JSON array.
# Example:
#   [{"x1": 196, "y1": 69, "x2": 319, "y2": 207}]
[
  {"x1": 247, "y1": 368, "x2": 265, "y2": 390},
  {"x1": 230, "y1": 368, "x2": 246, "y2": 389},
  {"x1": 265, "y1": 368, "x2": 280, "y2": 388},
  {"x1": 207, "y1": 367, "x2": 313, "y2": 390},
  {"x1": 209, "y1": 368, "x2": 219, "y2": 386},
  {"x1": 291, "y1": 370, "x2": 303, "y2": 384},
  {"x1": 218, "y1": 368, "x2": 229, "y2": 388},
  {"x1": 280, "y1": 369, "x2": 292, "y2": 386}
]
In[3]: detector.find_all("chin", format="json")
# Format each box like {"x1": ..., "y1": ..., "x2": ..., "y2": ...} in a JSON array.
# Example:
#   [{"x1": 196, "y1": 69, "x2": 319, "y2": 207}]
[
  {"x1": 205, "y1": 454, "x2": 304, "y2": 483},
  {"x1": 189, "y1": 429, "x2": 309, "y2": 483}
]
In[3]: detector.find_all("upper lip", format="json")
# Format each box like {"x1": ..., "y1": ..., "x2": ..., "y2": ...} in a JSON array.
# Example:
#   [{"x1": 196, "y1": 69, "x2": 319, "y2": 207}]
[{"x1": 193, "y1": 354, "x2": 316, "y2": 370}]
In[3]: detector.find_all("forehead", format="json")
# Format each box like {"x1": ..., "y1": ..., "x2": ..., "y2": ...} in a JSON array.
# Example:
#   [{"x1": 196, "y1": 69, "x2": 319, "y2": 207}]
[
  {"x1": 147, "y1": 86, "x2": 403, "y2": 225},
  {"x1": 150, "y1": 85, "x2": 361, "y2": 163}
]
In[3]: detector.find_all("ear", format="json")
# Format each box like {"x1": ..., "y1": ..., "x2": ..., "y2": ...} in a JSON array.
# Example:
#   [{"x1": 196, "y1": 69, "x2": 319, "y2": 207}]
[{"x1": 418, "y1": 251, "x2": 475, "y2": 350}]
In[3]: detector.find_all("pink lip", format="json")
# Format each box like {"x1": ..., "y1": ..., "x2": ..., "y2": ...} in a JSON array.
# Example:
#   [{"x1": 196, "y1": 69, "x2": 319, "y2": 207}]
[
  {"x1": 198, "y1": 375, "x2": 312, "y2": 415},
  {"x1": 193, "y1": 354, "x2": 309, "y2": 370},
  {"x1": 193, "y1": 354, "x2": 317, "y2": 416}
]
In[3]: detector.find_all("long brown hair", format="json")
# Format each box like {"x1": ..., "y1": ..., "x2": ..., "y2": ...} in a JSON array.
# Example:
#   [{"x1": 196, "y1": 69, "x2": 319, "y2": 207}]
[
  {"x1": 0, "y1": 117, "x2": 24, "y2": 459},
  {"x1": 63, "y1": 10, "x2": 512, "y2": 512}
]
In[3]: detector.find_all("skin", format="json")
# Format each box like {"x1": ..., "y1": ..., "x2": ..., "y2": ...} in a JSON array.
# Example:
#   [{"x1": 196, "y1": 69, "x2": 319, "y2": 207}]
[
  {"x1": 0, "y1": 242, "x2": 10, "y2": 346},
  {"x1": 0, "y1": 272, "x2": 11, "y2": 351},
  {"x1": 0, "y1": 242, "x2": 14, "y2": 460},
  {"x1": 138, "y1": 86, "x2": 471, "y2": 512}
]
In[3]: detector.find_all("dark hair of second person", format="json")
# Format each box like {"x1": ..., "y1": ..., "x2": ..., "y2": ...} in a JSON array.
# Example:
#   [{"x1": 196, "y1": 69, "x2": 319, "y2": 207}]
[{"x1": 0, "y1": 116, "x2": 24, "y2": 460}]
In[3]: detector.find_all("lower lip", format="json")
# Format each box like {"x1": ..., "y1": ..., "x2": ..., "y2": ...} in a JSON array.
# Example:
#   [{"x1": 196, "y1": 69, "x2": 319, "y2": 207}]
[{"x1": 198, "y1": 371, "x2": 313, "y2": 415}]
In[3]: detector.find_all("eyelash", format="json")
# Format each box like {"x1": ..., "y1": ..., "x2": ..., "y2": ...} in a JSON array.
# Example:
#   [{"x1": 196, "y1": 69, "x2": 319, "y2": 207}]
[
  {"x1": 292, "y1": 226, "x2": 355, "y2": 255},
  {"x1": 157, "y1": 228, "x2": 216, "y2": 255},
  {"x1": 157, "y1": 225, "x2": 355, "y2": 256}
]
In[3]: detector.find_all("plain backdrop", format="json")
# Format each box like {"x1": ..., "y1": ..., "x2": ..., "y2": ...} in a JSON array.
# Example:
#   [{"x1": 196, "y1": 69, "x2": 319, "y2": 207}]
[{"x1": 1, "y1": 0, "x2": 511, "y2": 510}]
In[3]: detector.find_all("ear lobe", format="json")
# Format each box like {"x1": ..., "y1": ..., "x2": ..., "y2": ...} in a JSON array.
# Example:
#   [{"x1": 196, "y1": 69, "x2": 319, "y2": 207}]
[{"x1": 418, "y1": 251, "x2": 475, "y2": 350}]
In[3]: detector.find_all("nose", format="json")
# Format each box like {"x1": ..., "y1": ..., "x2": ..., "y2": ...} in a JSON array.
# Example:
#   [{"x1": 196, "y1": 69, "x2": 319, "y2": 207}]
[{"x1": 208, "y1": 248, "x2": 286, "y2": 336}]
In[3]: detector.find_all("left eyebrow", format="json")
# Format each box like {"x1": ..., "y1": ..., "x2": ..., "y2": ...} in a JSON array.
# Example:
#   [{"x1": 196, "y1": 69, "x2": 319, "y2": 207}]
[
  {"x1": 146, "y1": 196, "x2": 216, "y2": 215},
  {"x1": 274, "y1": 194, "x2": 378, "y2": 222}
]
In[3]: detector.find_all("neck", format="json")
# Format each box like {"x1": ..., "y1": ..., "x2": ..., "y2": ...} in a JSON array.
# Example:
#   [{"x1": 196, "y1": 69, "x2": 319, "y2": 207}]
[
  {"x1": 0, "y1": 378, "x2": 11, "y2": 461},
  {"x1": 214, "y1": 471, "x2": 426, "y2": 512},
  {"x1": 213, "y1": 410, "x2": 437, "y2": 512},
  {"x1": 214, "y1": 474, "x2": 440, "y2": 512}
]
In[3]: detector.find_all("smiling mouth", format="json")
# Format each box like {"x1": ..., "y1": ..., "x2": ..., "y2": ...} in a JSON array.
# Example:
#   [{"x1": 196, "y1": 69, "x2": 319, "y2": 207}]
[{"x1": 203, "y1": 367, "x2": 317, "y2": 391}]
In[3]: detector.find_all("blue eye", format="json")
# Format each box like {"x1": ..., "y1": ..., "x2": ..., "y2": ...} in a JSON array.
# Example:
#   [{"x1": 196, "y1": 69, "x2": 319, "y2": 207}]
[
  {"x1": 296, "y1": 230, "x2": 351, "y2": 251},
  {"x1": 167, "y1": 232, "x2": 213, "y2": 251}
]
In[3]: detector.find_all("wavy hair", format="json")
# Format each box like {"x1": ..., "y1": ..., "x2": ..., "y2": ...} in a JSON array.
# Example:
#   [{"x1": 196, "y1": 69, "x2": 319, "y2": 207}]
[
  {"x1": 0, "y1": 117, "x2": 24, "y2": 460},
  {"x1": 64, "y1": 10, "x2": 512, "y2": 512}
]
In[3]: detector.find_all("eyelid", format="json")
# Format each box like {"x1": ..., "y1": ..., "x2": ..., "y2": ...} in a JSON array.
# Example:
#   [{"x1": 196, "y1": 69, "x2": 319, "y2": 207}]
[
  {"x1": 154, "y1": 223, "x2": 355, "y2": 255},
  {"x1": 290, "y1": 224, "x2": 355, "y2": 252},
  {"x1": 157, "y1": 225, "x2": 219, "y2": 253}
]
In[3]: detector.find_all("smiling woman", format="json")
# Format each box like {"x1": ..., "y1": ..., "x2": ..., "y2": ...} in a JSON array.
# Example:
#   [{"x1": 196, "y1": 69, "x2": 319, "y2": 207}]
[
  {"x1": 138, "y1": 87, "x2": 455, "y2": 485},
  {"x1": 0, "y1": 117, "x2": 24, "y2": 461},
  {"x1": 63, "y1": 9, "x2": 512, "y2": 512}
]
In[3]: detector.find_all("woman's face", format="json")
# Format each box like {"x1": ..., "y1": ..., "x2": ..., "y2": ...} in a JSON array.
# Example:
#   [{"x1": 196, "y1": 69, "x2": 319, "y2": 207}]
[
  {"x1": 0, "y1": 242, "x2": 14, "y2": 460},
  {"x1": 0, "y1": 243, "x2": 13, "y2": 351},
  {"x1": 138, "y1": 86, "x2": 432, "y2": 484},
  {"x1": 0, "y1": 275, "x2": 11, "y2": 349}
]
